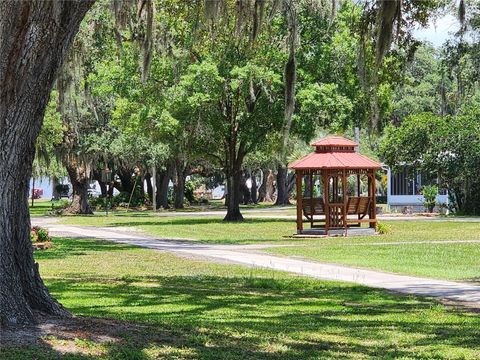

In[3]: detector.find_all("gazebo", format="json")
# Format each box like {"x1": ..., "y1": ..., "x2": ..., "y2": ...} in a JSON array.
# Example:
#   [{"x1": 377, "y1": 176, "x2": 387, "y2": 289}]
[{"x1": 289, "y1": 136, "x2": 381, "y2": 236}]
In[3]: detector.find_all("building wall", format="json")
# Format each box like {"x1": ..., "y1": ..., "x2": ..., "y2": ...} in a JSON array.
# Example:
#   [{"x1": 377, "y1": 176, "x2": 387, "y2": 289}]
[
  {"x1": 387, "y1": 167, "x2": 448, "y2": 210},
  {"x1": 29, "y1": 177, "x2": 54, "y2": 199},
  {"x1": 29, "y1": 177, "x2": 71, "y2": 199}
]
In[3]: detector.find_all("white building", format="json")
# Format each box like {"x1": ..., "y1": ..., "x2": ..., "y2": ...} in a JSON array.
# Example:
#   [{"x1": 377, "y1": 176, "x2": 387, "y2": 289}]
[{"x1": 386, "y1": 167, "x2": 448, "y2": 212}]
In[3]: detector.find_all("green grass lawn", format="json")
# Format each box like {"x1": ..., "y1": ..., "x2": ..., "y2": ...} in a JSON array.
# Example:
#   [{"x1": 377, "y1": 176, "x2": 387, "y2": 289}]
[
  {"x1": 60, "y1": 215, "x2": 480, "y2": 245},
  {"x1": 268, "y1": 242, "x2": 480, "y2": 281},
  {"x1": 261, "y1": 222, "x2": 480, "y2": 281},
  {"x1": 60, "y1": 215, "x2": 295, "y2": 243},
  {"x1": 29, "y1": 199, "x2": 55, "y2": 216},
  {"x1": 3, "y1": 237, "x2": 480, "y2": 359},
  {"x1": 58, "y1": 216, "x2": 480, "y2": 281}
]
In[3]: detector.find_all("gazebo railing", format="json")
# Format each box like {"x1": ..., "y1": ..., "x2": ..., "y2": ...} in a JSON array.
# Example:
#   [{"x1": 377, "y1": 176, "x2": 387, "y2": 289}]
[{"x1": 327, "y1": 203, "x2": 345, "y2": 228}]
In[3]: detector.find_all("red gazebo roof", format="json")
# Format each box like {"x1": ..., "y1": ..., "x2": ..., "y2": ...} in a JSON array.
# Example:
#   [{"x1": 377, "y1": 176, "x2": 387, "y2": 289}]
[
  {"x1": 289, "y1": 136, "x2": 381, "y2": 170},
  {"x1": 310, "y1": 136, "x2": 358, "y2": 147}
]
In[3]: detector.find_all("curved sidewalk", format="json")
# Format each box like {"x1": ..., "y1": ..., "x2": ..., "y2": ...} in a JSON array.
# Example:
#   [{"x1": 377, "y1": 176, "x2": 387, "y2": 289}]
[{"x1": 37, "y1": 221, "x2": 480, "y2": 306}]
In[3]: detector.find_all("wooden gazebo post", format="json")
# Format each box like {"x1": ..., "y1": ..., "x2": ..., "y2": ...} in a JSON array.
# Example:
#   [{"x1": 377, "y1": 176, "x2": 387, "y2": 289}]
[
  {"x1": 323, "y1": 171, "x2": 329, "y2": 235},
  {"x1": 342, "y1": 169, "x2": 347, "y2": 234},
  {"x1": 310, "y1": 171, "x2": 314, "y2": 229},
  {"x1": 296, "y1": 170, "x2": 303, "y2": 233},
  {"x1": 369, "y1": 170, "x2": 377, "y2": 229}
]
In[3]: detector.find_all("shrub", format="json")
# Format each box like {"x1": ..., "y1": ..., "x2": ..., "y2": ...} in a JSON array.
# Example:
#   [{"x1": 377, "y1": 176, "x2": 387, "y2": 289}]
[
  {"x1": 89, "y1": 196, "x2": 108, "y2": 210},
  {"x1": 52, "y1": 199, "x2": 69, "y2": 210},
  {"x1": 421, "y1": 185, "x2": 438, "y2": 213},
  {"x1": 376, "y1": 222, "x2": 392, "y2": 235},
  {"x1": 37, "y1": 228, "x2": 50, "y2": 242},
  {"x1": 185, "y1": 180, "x2": 196, "y2": 203},
  {"x1": 112, "y1": 189, "x2": 145, "y2": 208},
  {"x1": 31, "y1": 226, "x2": 51, "y2": 243}
]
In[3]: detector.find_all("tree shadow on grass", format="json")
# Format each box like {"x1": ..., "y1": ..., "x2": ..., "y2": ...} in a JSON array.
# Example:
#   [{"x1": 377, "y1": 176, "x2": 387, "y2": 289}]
[
  {"x1": 21, "y1": 274, "x2": 480, "y2": 359},
  {"x1": 33, "y1": 238, "x2": 135, "y2": 261},
  {"x1": 108, "y1": 216, "x2": 294, "y2": 227},
  {"x1": 106, "y1": 217, "x2": 295, "y2": 244}
]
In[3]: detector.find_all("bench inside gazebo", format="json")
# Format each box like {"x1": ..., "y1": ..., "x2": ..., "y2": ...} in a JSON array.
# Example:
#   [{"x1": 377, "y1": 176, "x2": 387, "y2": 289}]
[{"x1": 289, "y1": 136, "x2": 381, "y2": 236}]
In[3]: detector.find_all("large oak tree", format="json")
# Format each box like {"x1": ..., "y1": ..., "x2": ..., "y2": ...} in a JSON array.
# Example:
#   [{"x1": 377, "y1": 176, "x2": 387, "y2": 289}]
[
  {"x1": 0, "y1": 0, "x2": 441, "y2": 326},
  {"x1": 0, "y1": 0, "x2": 93, "y2": 326}
]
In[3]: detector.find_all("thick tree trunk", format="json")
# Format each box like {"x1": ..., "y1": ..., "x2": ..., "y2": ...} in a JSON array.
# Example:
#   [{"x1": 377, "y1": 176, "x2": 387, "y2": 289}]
[
  {"x1": 251, "y1": 173, "x2": 258, "y2": 204},
  {"x1": 174, "y1": 172, "x2": 186, "y2": 209},
  {"x1": 63, "y1": 162, "x2": 93, "y2": 215},
  {"x1": 0, "y1": 0, "x2": 93, "y2": 326},
  {"x1": 117, "y1": 169, "x2": 134, "y2": 194},
  {"x1": 265, "y1": 170, "x2": 276, "y2": 203},
  {"x1": 224, "y1": 153, "x2": 244, "y2": 221},
  {"x1": 257, "y1": 169, "x2": 268, "y2": 202},
  {"x1": 156, "y1": 166, "x2": 172, "y2": 210},
  {"x1": 174, "y1": 160, "x2": 187, "y2": 209},
  {"x1": 224, "y1": 169, "x2": 244, "y2": 221},
  {"x1": 275, "y1": 165, "x2": 291, "y2": 205},
  {"x1": 240, "y1": 172, "x2": 251, "y2": 205}
]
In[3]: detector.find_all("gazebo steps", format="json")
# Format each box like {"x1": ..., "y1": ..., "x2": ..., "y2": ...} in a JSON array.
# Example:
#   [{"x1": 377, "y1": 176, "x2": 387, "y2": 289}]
[{"x1": 294, "y1": 228, "x2": 376, "y2": 237}]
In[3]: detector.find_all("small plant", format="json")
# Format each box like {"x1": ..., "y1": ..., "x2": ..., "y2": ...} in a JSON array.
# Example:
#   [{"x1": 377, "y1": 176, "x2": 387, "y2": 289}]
[
  {"x1": 30, "y1": 226, "x2": 51, "y2": 243},
  {"x1": 37, "y1": 228, "x2": 50, "y2": 242},
  {"x1": 376, "y1": 222, "x2": 392, "y2": 235},
  {"x1": 52, "y1": 199, "x2": 69, "y2": 210},
  {"x1": 421, "y1": 185, "x2": 438, "y2": 213},
  {"x1": 30, "y1": 229, "x2": 38, "y2": 242}
]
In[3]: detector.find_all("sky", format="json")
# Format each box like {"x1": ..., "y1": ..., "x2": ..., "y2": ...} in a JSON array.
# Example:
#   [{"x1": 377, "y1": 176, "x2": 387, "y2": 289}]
[{"x1": 413, "y1": 14, "x2": 460, "y2": 47}]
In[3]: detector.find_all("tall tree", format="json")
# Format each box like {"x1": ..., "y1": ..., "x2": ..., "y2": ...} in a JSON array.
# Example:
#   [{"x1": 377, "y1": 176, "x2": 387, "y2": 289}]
[
  {"x1": 276, "y1": 0, "x2": 299, "y2": 206},
  {"x1": 0, "y1": 0, "x2": 93, "y2": 326}
]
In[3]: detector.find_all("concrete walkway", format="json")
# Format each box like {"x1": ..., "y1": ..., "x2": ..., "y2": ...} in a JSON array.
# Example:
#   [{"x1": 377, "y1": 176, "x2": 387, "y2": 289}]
[{"x1": 35, "y1": 219, "x2": 480, "y2": 306}]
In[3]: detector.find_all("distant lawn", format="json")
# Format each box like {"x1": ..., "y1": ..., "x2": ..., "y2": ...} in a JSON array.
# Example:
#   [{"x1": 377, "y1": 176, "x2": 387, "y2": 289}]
[
  {"x1": 29, "y1": 199, "x2": 54, "y2": 217},
  {"x1": 57, "y1": 216, "x2": 480, "y2": 281},
  {"x1": 60, "y1": 216, "x2": 296, "y2": 244},
  {"x1": 268, "y1": 242, "x2": 480, "y2": 281},
  {"x1": 3, "y1": 237, "x2": 479, "y2": 359},
  {"x1": 260, "y1": 222, "x2": 480, "y2": 281},
  {"x1": 60, "y1": 215, "x2": 480, "y2": 245}
]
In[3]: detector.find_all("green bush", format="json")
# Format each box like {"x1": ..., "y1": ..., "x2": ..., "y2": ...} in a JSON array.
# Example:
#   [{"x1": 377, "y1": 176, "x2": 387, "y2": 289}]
[
  {"x1": 112, "y1": 189, "x2": 145, "y2": 208},
  {"x1": 376, "y1": 222, "x2": 392, "y2": 235},
  {"x1": 185, "y1": 180, "x2": 195, "y2": 203},
  {"x1": 89, "y1": 196, "x2": 107, "y2": 210},
  {"x1": 112, "y1": 192, "x2": 131, "y2": 207},
  {"x1": 421, "y1": 185, "x2": 438, "y2": 213},
  {"x1": 37, "y1": 228, "x2": 50, "y2": 242},
  {"x1": 52, "y1": 199, "x2": 69, "y2": 210},
  {"x1": 31, "y1": 226, "x2": 50, "y2": 242}
]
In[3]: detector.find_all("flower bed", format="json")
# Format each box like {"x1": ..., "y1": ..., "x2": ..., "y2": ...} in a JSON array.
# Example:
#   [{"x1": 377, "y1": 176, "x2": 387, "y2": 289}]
[{"x1": 31, "y1": 226, "x2": 52, "y2": 250}]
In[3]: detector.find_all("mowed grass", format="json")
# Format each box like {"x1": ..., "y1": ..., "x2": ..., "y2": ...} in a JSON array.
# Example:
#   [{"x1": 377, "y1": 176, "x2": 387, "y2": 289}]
[
  {"x1": 268, "y1": 242, "x2": 480, "y2": 281},
  {"x1": 260, "y1": 221, "x2": 480, "y2": 281},
  {"x1": 58, "y1": 216, "x2": 480, "y2": 281},
  {"x1": 3, "y1": 237, "x2": 480, "y2": 359},
  {"x1": 59, "y1": 215, "x2": 480, "y2": 244},
  {"x1": 29, "y1": 199, "x2": 55, "y2": 217},
  {"x1": 60, "y1": 215, "x2": 296, "y2": 244}
]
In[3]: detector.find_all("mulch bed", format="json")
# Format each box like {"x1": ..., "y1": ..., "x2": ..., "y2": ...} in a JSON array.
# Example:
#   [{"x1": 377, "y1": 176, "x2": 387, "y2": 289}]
[{"x1": 32, "y1": 241, "x2": 52, "y2": 251}]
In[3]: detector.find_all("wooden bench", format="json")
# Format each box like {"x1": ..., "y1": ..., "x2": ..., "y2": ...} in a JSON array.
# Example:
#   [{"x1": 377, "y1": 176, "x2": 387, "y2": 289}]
[
  {"x1": 345, "y1": 196, "x2": 376, "y2": 224},
  {"x1": 302, "y1": 197, "x2": 325, "y2": 221}
]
